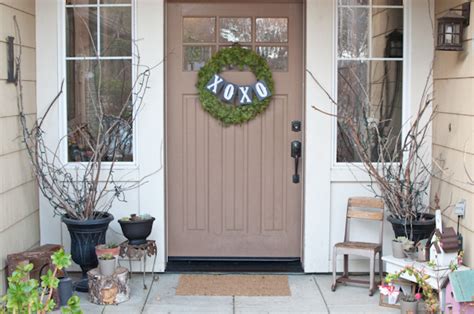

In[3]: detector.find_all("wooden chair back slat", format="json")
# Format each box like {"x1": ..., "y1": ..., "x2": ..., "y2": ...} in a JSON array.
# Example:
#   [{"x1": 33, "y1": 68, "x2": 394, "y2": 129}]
[
  {"x1": 348, "y1": 197, "x2": 384, "y2": 209},
  {"x1": 344, "y1": 197, "x2": 385, "y2": 244},
  {"x1": 347, "y1": 208, "x2": 384, "y2": 221}
]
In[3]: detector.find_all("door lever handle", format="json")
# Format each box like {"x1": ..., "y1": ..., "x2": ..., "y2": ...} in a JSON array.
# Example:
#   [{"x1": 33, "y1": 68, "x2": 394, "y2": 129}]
[{"x1": 290, "y1": 140, "x2": 301, "y2": 184}]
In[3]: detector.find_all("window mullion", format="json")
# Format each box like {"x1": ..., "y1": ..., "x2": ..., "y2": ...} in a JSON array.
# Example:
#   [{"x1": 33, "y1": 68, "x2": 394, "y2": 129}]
[{"x1": 97, "y1": 2, "x2": 101, "y2": 57}]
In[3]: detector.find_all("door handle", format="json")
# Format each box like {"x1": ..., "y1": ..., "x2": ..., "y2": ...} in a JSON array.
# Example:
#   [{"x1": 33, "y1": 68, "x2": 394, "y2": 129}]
[{"x1": 291, "y1": 140, "x2": 301, "y2": 184}]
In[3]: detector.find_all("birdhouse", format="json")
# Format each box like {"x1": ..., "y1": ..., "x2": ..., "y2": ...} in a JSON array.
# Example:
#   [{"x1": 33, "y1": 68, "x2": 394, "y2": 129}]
[
  {"x1": 443, "y1": 270, "x2": 474, "y2": 314},
  {"x1": 429, "y1": 227, "x2": 459, "y2": 267},
  {"x1": 415, "y1": 238, "x2": 430, "y2": 262}
]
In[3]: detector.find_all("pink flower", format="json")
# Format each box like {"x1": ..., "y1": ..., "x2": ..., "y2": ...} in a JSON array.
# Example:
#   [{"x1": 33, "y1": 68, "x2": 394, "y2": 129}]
[{"x1": 415, "y1": 293, "x2": 422, "y2": 300}]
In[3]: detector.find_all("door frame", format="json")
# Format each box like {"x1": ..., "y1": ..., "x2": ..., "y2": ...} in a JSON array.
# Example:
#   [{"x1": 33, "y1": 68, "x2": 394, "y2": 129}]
[{"x1": 164, "y1": 0, "x2": 307, "y2": 264}]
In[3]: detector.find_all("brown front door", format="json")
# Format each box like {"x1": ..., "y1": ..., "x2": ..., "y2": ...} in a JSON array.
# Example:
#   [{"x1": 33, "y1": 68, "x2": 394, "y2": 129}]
[{"x1": 166, "y1": 1, "x2": 303, "y2": 258}]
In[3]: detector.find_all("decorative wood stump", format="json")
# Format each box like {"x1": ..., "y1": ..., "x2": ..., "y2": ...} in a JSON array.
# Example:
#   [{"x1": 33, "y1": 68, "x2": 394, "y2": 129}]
[{"x1": 87, "y1": 267, "x2": 130, "y2": 305}]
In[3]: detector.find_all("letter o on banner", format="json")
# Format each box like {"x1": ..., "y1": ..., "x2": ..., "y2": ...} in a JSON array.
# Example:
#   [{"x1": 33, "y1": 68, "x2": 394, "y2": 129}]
[
  {"x1": 221, "y1": 83, "x2": 236, "y2": 103},
  {"x1": 253, "y1": 80, "x2": 272, "y2": 101}
]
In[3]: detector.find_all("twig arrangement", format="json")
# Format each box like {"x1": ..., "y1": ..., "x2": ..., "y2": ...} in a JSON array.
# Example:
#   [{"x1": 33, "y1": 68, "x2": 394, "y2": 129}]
[
  {"x1": 307, "y1": 62, "x2": 435, "y2": 222},
  {"x1": 13, "y1": 16, "x2": 163, "y2": 220}
]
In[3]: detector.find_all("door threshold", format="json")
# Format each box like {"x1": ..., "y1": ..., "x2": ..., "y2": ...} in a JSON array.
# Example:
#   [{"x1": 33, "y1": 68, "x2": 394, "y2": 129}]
[{"x1": 166, "y1": 257, "x2": 303, "y2": 273}]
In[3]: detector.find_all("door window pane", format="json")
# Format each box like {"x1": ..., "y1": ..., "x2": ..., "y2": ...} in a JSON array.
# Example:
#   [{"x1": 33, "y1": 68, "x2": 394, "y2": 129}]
[
  {"x1": 183, "y1": 17, "x2": 216, "y2": 43},
  {"x1": 256, "y1": 18, "x2": 288, "y2": 42},
  {"x1": 257, "y1": 46, "x2": 288, "y2": 71},
  {"x1": 100, "y1": 7, "x2": 132, "y2": 56},
  {"x1": 184, "y1": 46, "x2": 215, "y2": 71},
  {"x1": 66, "y1": 7, "x2": 98, "y2": 57},
  {"x1": 338, "y1": 7, "x2": 369, "y2": 58},
  {"x1": 220, "y1": 17, "x2": 252, "y2": 43}
]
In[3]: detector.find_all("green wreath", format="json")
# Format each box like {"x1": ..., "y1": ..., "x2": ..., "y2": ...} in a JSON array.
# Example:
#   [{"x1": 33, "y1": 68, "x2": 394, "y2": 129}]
[{"x1": 196, "y1": 45, "x2": 274, "y2": 125}]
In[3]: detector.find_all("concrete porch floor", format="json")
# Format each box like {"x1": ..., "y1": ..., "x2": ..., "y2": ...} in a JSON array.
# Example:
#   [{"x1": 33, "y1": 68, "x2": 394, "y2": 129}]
[{"x1": 63, "y1": 273, "x2": 404, "y2": 314}]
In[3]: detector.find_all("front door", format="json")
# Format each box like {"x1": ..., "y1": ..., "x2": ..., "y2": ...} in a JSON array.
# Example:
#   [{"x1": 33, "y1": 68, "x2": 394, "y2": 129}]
[{"x1": 166, "y1": 1, "x2": 303, "y2": 258}]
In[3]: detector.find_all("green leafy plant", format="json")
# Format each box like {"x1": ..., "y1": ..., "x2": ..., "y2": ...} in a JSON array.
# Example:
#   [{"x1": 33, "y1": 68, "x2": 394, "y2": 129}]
[
  {"x1": 0, "y1": 249, "x2": 82, "y2": 314},
  {"x1": 120, "y1": 213, "x2": 153, "y2": 222},
  {"x1": 394, "y1": 236, "x2": 415, "y2": 251},
  {"x1": 98, "y1": 253, "x2": 115, "y2": 260},
  {"x1": 196, "y1": 45, "x2": 274, "y2": 125},
  {"x1": 106, "y1": 243, "x2": 118, "y2": 249}
]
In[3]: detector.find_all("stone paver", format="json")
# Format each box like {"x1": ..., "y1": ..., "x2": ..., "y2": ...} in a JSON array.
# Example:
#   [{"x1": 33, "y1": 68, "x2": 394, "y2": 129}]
[{"x1": 56, "y1": 273, "x2": 400, "y2": 313}]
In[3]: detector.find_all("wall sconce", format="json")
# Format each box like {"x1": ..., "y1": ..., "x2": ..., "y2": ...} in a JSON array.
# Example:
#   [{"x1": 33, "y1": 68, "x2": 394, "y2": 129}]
[
  {"x1": 7, "y1": 36, "x2": 17, "y2": 83},
  {"x1": 436, "y1": 2, "x2": 470, "y2": 51},
  {"x1": 385, "y1": 30, "x2": 403, "y2": 58}
]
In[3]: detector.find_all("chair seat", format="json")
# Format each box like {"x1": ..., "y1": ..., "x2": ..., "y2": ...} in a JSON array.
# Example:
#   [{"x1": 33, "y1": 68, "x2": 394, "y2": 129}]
[{"x1": 335, "y1": 241, "x2": 381, "y2": 252}]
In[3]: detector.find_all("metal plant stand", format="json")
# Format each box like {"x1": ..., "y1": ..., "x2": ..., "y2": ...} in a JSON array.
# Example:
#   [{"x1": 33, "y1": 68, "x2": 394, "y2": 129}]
[{"x1": 119, "y1": 240, "x2": 158, "y2": 289}]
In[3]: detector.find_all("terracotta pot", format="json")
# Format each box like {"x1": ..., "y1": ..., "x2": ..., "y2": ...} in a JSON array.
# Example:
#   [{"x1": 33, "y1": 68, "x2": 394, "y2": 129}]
[
  {"x1": 392, "y1": 240, "x2": 405, "y2": 259},
  {"x1": 95, "y1": 244, "x2": 120, "y2": 257},
  {"x1": 98, "y1": 257, "x2": 116, "y2": 277}
]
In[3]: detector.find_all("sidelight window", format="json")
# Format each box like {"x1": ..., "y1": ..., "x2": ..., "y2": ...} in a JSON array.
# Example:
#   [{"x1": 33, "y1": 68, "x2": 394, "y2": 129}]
[
  {"x1": 336, "y1": 0, "x2": 403, "y2": 162},
  {"x1": 65, "y1": 0, "x2": 133, "y2": 162}
]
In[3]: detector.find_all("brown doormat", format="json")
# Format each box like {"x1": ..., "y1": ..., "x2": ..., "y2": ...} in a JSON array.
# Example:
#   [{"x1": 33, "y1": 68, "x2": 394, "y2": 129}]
[{"x1": 175, "y1": 274, "x2": 291, "y2": 296}]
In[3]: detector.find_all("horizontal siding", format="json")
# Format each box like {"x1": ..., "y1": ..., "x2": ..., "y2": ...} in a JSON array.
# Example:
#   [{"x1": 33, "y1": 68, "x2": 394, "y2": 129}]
[
  {"x1": 0, "y1": 149, "x2": 35, "y2": 194},
  {"x1": 0, "y1": 81, "x2": 36, "y2": 118},
  {"x1": 433, "y1": 0, "x2": 474, "y2": 267},
  {"x1": 0, "y1": 0, "x2": 37, "y2": 295},
  {"x1": 0, "y1": 114, "x2": 36, "y2": 156},
  {"x1": 0, "y1": 211, "x2": 40, "y2": 270},
  {"x1": 0, "y1": 1, "x2": 35, "y2": 16},
  {"x1": 433, "y1": 78, "x2": 474, "y2": 116},
  {"x1": 0, "y1": 180, "x2": 38, "y2": 233},
  {"x1": 433, "y1": 113, "x2": 474, "y2": 155}
]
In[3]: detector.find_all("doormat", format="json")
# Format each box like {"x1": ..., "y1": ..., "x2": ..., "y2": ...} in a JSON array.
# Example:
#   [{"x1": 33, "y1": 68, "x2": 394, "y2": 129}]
[{"x1": 175, "y1": 274, "x2": 291, "y2": 296}]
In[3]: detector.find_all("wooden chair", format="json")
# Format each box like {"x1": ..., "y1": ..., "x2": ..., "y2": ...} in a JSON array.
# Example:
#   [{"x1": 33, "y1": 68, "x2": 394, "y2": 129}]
[{"x1": 331, "y1": 197, "x2": 385, "y2": 296}]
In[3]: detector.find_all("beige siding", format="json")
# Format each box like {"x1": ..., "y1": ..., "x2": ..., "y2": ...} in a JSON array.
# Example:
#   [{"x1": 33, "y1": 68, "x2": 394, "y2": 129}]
[
  {"x1": 432, "y1": 0, "x2": 474, "y2": 266},
  {"x1": 0, "y1": 0, "x2": 38, "y2": 294}
]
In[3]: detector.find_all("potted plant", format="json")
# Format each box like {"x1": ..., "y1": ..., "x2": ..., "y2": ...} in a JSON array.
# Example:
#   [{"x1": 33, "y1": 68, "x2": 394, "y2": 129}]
[
  {"x1": 14, "y1": 17, "x2": 154, "y2": 292},
  {"x1": 95, "y1": 243, "x2": 120, "y2": 257},
  {"x1": 98, "y1": 254, "x2": 116, "y2": 277},
  {"x1": 118, "y1": 213, "x2": 155, "y2": 245},
  {"x1": 392, "y1": 236, "x2": 414, "y2": 259}
]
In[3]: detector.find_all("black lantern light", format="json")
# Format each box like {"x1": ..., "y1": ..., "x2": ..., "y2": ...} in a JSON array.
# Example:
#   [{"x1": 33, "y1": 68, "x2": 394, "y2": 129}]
[
  {"x1": 385, "y1": 30, "x2": 403, "y2": 58},
  {"x1": 436, "y1": 2, "x2": 470, "y2": 51}
]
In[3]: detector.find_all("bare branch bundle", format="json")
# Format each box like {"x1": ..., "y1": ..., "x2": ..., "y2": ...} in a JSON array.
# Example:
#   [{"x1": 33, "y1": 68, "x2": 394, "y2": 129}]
[
  {"x1": 307, "y1": 61, "x2": 435, "y2": 223},
  {"x1": 13, "y1": 16, "x2": 163, "y2": 220}
]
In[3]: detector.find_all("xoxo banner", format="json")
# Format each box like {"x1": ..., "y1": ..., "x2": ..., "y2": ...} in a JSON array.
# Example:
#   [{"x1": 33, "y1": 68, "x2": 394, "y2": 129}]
[{"x1": 205, "y1": 74, "x2": 272, "y2": 106}]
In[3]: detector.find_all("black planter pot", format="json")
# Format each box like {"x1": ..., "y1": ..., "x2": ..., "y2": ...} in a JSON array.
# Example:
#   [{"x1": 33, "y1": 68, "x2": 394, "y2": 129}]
[
  {"x1": 119, "y1": 217, "x2": 155, "y2": 245},
  {"x1": 58, "y1": 276, "x2": 73, "y2": 307},
  {"x1": 387, "y1": 213, "x2": 436, "y2": 243},
  {"x1": 62, "y1": 213, "x2": 113, "y2": 292}
]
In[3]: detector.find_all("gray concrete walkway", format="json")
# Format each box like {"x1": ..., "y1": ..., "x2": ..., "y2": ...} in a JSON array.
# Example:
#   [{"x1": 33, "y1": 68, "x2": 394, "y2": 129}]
[{"x1": 74, "y1": 274, "x2": 399, "y2": 314}]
